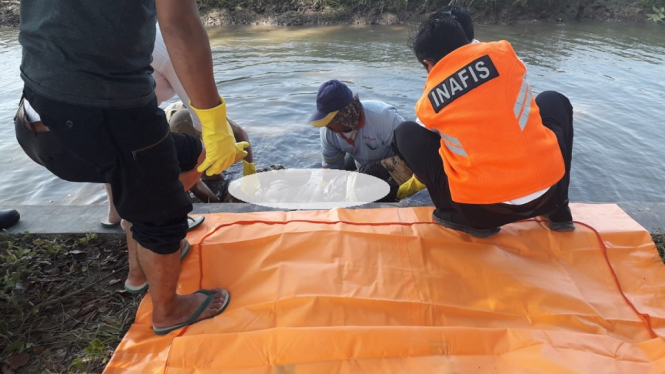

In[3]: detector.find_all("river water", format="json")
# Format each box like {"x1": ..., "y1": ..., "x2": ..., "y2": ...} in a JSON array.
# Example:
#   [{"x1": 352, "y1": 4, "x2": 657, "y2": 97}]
[{"x1": 0, "y1": 22, "x2": 663, "y2": 206}]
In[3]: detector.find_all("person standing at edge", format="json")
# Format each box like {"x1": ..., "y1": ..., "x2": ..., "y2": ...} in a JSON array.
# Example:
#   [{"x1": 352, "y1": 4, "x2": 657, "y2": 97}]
[
  {"x1": 393, "y1": 13, "x2": 575, "y2": 238},
  {"x1": 18, "y1": 0, "x2": 243, "y2": 334}
]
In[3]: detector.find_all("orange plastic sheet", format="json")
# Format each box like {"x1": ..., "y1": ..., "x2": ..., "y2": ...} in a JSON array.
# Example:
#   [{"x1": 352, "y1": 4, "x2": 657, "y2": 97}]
[{"x1": 105, "y1": 204, "x2": 665, "y2": 373}]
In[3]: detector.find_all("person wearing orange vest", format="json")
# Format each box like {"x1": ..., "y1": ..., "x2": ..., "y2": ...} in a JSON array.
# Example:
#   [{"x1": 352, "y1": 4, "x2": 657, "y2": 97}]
[{"x1": 392, "y1": 13, "x2": 574, "y2": 238}]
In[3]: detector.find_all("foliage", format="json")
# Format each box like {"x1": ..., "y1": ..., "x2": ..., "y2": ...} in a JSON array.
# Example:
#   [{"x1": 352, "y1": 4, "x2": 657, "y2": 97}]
[
  {"x1": 647, "y1": 5, "x2": 665, "y2": 22},
  {"x1": 0, "y1": 233, "x2": 140, "y2": 373},
  {"x1": 196, "y1": 0, "x2": 560, "y2": 12},
  {"x1": 654, "y1": 233, "x2": 665, "y2": 263}
]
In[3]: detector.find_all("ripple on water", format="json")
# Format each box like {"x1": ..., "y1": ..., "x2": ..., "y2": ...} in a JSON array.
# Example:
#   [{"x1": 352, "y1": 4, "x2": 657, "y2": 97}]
[{"x1": 0, "y1": 23, "x2": 664, "y2": 205}]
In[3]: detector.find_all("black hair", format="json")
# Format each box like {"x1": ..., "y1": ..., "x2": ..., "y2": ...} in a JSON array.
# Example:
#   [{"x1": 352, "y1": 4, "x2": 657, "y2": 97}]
[
  {"x1": 436, "y1": 6, "x2": 474, "y2": 42},
  {"x1": 409, "y1": 13, "x2": 470, "y2": 67}
]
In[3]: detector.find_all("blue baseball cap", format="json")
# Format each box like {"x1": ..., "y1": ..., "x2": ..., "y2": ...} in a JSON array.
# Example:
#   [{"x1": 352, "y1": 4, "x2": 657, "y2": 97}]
[{"x1": 308, "y1": 80, "x2": 354, "y2": 127}]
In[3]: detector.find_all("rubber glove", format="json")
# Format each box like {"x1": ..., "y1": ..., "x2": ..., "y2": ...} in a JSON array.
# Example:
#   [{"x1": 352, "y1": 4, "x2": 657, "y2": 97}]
[
  {"x1": 243, "y1": 159, "x2": 257, "y2": 176},
  {"x1": 396, "y1": 174, "x2": 427, "y2": 200},
  {"x1": 191, "y1": 97, "x2": 236, "y2": 176},
  {"x1": 235, "y1": 142, "x2": 249, "y2": 164}
]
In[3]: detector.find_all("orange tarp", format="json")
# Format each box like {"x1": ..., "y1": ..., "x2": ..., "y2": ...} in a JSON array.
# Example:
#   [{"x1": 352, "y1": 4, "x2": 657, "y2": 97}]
[{"x1": 105, "y1": 204, "x2": 665, "y2": 373}]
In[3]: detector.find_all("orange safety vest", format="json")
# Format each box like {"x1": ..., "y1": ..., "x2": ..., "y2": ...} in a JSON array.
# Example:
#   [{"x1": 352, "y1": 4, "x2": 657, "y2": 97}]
[{"x1": 415, "y1": 41, "x2": 565, "y2": 204}]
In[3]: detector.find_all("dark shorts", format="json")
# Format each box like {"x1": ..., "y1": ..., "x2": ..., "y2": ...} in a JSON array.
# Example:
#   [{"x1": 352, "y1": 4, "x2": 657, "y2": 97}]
[
  {"x1": 16, "y1": 87, "x2": 201, "y2": 254},
  {"x1": 15, "y1": 107, "x2": 202, "y2": 181}
]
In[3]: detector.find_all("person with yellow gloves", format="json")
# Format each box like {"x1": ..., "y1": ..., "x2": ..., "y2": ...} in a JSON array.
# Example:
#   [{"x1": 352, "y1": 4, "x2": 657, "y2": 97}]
[
  {"x1": 165, "y1": 102, "x2": 256, "y2": 178},
  {"x1": 166, "y1": 106, "x2": 256, "y2": 202},
  {"x1": 18, "y1": 0, "x2": 234, "y2": 335},
  {"x1": 98, "y1": 25, "x2": 257, "y2": 227}
]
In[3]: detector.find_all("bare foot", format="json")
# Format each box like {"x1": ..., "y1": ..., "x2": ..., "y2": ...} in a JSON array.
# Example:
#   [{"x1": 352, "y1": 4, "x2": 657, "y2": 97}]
[{"x1": 152, "y1": 288, "x2": 228, "y2": 329}]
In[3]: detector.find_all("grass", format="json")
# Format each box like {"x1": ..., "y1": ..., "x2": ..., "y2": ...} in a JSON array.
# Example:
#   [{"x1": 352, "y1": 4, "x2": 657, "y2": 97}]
[
  {"x1": 0, "y1": 233, "x2": 140, "y2": 373},
  {"x1": 1, "y1": 230, "x2": 664, "y2": 372}
]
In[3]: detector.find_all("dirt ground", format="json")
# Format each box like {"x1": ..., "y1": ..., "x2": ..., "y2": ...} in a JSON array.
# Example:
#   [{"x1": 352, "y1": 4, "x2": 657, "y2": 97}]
[
  {"x1": 0, "y1": 233, "x2": 139, "y2": 373},
  {"x1": 0, "y1": 0, "x2": 658, "y2": 29},
  {"x1": 196, "y1": 0, "x2": 652, "y2": 27}
]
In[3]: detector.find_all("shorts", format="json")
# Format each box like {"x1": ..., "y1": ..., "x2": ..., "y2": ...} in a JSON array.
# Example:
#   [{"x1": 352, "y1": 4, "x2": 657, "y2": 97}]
[{"x1": 16, "y1": 87, "x2": 201, "y2": 254}]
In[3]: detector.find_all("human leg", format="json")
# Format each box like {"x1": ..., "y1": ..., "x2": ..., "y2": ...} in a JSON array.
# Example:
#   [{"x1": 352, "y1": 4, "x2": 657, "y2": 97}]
[
  {"x1": 136, "y1": 246, "x2": 227, "y2": 330},
  {"x1": 392, "y1": 121, "x2": 499, "y2": 237},
  {"x1": 121, "y1": 219, "x2": 147, "y2": 292},
  {"x1": 101, "y1": 184, "x2": 121, "y2": 228},
  {"x1": 535, "y1": 91, "x2": 575, "y2": 231},
  {"x1": 24, "y1": 88, "x2": 229, "y2": 330}
]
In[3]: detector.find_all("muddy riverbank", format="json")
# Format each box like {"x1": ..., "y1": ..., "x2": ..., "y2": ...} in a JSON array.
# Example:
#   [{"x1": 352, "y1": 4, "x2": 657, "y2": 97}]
[{"x1": 1, "y1": 0, "x2": 661, "y2": 29}]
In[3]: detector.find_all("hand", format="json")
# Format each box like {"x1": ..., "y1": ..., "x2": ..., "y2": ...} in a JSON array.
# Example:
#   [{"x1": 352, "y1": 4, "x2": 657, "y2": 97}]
[
  {"x1": 234, "y1": 142, "x2": 249, "y2": 163},
  {"x1": 396, "y1": 174, "x2": 427, "y2": 200},
  {"x1": 191, "y1": 97, "x2": 236, "y2": 176}
]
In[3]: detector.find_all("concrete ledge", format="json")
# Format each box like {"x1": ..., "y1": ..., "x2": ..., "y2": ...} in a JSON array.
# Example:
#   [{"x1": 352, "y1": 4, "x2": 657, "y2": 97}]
[{"x1": 1, "y1": 202, "x2": 663, "y2": 235}]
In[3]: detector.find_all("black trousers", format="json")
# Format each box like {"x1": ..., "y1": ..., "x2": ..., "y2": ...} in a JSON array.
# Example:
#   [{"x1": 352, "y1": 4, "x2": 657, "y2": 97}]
[
  {"x1": 18, "y1": 86, "x2": 193, "y2": 254},
  {"x1": 392, "y1": 91, "x2": 574, "y2": 229}
]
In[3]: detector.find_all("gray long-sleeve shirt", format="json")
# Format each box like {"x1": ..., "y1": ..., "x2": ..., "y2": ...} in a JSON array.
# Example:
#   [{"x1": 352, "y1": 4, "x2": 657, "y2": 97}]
[{"x1": 320, "y1": 100, "x2": 404, "y2": 169}]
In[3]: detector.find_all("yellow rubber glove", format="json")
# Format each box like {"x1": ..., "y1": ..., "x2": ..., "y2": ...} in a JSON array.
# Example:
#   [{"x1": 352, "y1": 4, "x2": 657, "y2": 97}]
[
  {"x1": 235, "y1": 142, "x2": 249, "y2": 164},
  {"x1": 191, "y1": 97, "x2": 236, "y2": 176},
  {"x1": 396, "y1": 174, "x2": 427, "y2": 200},
  {"x1": 243, "y1": 160, "x2": 256, "y2": 176}
]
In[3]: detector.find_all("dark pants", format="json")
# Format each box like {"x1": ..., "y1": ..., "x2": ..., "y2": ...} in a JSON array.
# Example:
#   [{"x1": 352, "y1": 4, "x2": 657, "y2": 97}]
[
  {"x1": 17, "y1": 86, "x2": 193, "y2": 254},
  {"x1": 392, "y1": 91, "x2": 574, "y2": 229}
]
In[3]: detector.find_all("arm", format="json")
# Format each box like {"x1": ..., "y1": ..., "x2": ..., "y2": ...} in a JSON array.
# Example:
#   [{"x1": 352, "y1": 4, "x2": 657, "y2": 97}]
[
  {"x1": 156, "y1": 0, "x2": 218, "y2": 109},
  {"x1": 228, "y1": 118, "x2": 253, "y2": 163},
  {"x1": 157, "y1": 0, "x2": 240, "y2": 175}
]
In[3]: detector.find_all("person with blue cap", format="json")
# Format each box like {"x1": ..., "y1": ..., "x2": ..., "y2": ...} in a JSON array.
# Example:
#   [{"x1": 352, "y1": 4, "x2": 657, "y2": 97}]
[{"x1": 308, "y1": 80, "x2": 425, "y2": 201}]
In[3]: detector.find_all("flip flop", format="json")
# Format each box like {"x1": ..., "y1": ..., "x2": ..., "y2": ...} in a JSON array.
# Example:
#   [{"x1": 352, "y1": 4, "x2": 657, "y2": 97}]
[
  {"x1": 124, "y1": 279, "x2": 149, "y2": 294},
  {"x1": 153, "y1": 289, "x2": 230, "y2": 335},
  {"x1": 187, "y1": 215, "x2": 205, "y2": 231},
  {"x1": 100, "y1": 217, "x2": 121, "y2": 229},
  {"x1": 123, "y1": 240, "x2": 191, "y2": 294}
]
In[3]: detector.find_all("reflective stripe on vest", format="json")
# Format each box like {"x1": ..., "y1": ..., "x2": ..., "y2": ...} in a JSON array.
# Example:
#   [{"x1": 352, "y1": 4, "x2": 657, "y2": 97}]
[
  {"x1": 439, "y1": 131, "x2": 468, "y2": 157},
  {"x1": 513, "y1": 74, "x2": 534, "y2": 131}
]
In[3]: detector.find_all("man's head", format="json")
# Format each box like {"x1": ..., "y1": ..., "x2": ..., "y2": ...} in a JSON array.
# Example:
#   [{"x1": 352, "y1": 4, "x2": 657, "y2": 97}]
[
  {"x1": 309, "y1": 80, "x2": 362, "y2": 132},
  {"x1": 409, "y1": 13, "x2": 470, "y2": 72},
  {"x1": 436, "y1": 6, "x2": 474, "y2": 42}
]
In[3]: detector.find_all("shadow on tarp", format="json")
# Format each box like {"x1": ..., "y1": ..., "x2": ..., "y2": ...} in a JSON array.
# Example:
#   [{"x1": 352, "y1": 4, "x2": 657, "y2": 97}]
[{"x1": 105, "y1": 204, "x2": 665, "y2": 373}]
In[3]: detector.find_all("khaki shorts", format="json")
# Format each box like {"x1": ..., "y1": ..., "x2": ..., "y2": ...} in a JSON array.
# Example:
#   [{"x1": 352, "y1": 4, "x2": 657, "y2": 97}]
[{"x1": 165, "y1": 101, "x2": 240, "y2": 138}]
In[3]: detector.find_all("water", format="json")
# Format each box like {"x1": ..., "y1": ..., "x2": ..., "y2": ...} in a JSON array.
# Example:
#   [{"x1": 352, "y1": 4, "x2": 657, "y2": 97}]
[{"x1": 1, "y1": 21, "x2": 664, "y2": 206}]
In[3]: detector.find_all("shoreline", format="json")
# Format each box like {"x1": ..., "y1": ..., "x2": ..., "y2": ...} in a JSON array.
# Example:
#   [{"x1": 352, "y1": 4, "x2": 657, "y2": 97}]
[
  {"x1": 2, "y1": 202, "x2": 664, "y2": 235},
  {"x1": 0, "y1": 1, "x2": 659, "y2": 29}
]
